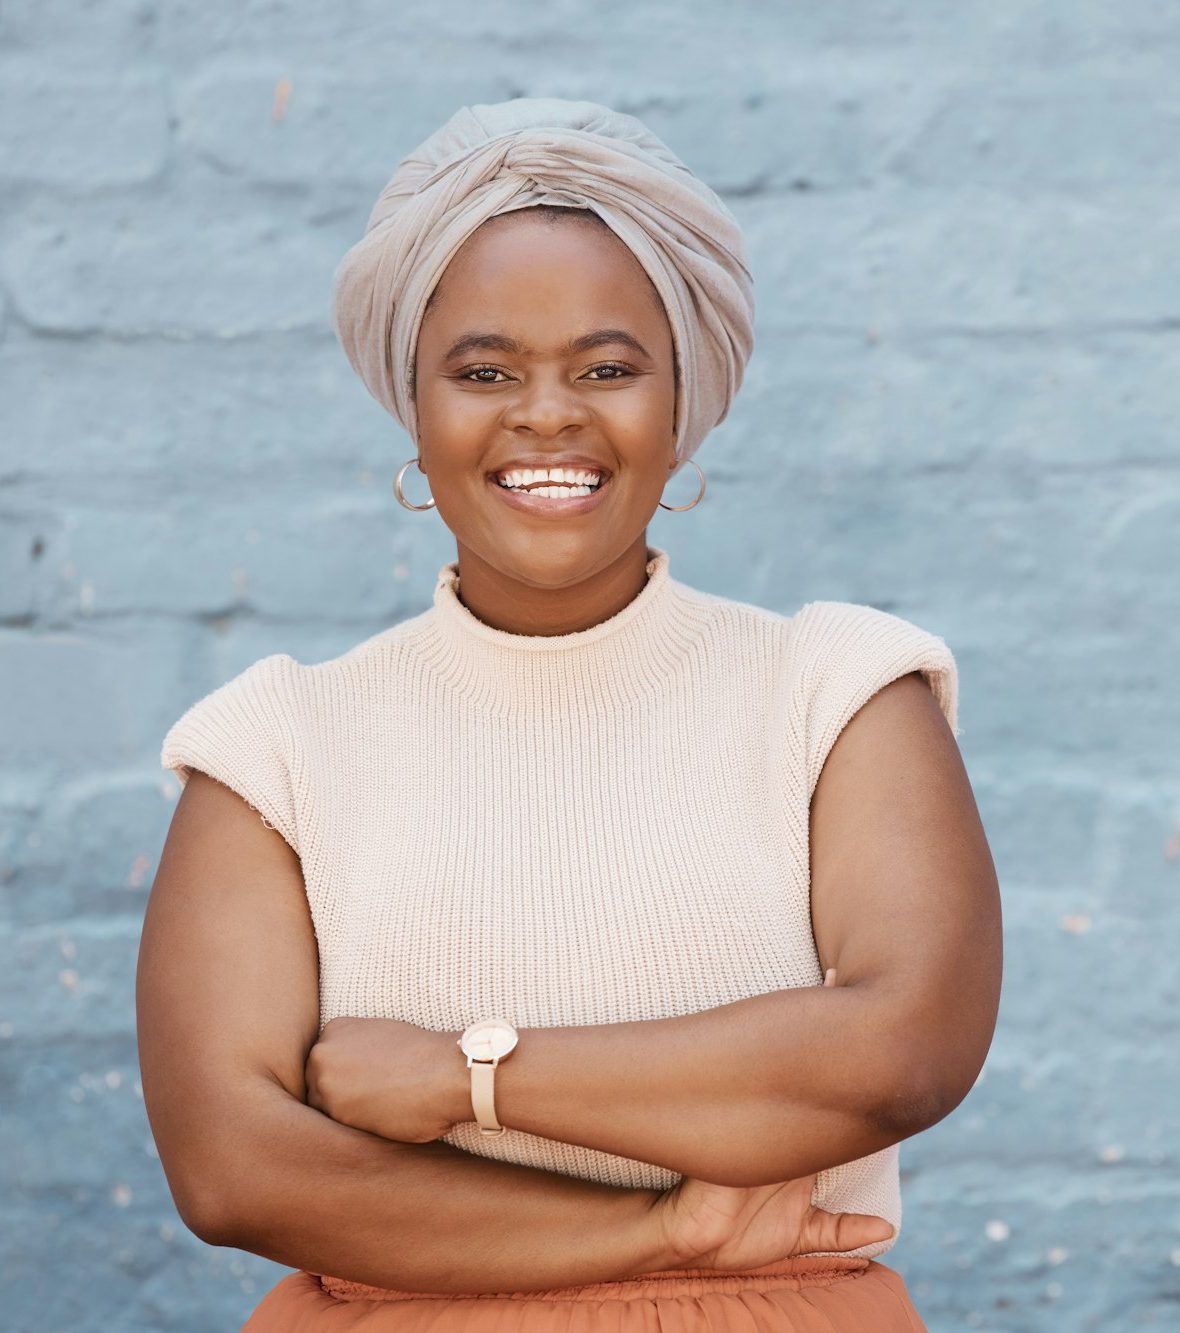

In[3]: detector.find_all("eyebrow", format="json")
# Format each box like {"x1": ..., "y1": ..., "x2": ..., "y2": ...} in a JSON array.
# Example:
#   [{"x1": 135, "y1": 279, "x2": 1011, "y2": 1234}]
[{"x1": 442, "y1": 328, "x2": 652, "y2": 362}]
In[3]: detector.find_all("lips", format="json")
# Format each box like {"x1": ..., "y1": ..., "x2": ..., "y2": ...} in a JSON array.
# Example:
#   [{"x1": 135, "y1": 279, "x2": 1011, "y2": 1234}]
[{"x1": 486, "y1": 471, "x2": 613, "y2": 518}]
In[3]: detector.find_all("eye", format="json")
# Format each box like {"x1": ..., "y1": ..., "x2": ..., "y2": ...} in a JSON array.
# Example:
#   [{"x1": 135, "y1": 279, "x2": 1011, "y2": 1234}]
[
  {"x1": 585, "y1": 362, "x2": 634, "y2": 381},
  {"x1": 461, "y1": 364, "x2": 510, "y2": 383}
]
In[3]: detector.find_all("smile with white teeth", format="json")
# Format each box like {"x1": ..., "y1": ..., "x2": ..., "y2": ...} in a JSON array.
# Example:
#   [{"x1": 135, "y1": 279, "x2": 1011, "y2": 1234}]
[{"x1": 495, "y1": 466, "x2": 605, "y2": 498}]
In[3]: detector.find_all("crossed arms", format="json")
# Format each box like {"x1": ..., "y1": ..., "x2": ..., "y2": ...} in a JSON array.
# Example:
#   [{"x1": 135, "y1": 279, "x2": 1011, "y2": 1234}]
[{"x1": 136, "y1": 670, "x2": 1001, "y2": 1293}]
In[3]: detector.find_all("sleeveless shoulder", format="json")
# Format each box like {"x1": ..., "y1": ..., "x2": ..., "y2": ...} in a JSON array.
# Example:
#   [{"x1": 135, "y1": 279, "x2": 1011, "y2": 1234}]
[
  {"x1": 788, "y1": 600, "x2": 960, "y2": 802},
  {"x1": 160, "y1": 653, "x2": 302, "y2": 855}
]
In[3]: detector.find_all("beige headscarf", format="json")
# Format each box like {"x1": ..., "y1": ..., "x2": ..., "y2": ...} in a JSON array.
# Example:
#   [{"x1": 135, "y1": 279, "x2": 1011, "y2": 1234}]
[{"x1": 330, "y1": 97, "x2": 755, "y2": 465}]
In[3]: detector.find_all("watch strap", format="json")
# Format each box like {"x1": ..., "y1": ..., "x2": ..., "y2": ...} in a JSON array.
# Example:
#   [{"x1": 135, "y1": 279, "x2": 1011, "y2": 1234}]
[{"x1": 470, "y1": 1058, "x2": 505, "y2": 1136}]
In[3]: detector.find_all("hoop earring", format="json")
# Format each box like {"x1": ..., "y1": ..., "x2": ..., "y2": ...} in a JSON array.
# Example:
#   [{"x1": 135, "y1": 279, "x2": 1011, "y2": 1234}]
[
  {"x1": 393, "y1": 456, "x2": 436, "y2": 511},
  {"x1": 657, "y1": 458, "x2": 705, "y2": 511}
]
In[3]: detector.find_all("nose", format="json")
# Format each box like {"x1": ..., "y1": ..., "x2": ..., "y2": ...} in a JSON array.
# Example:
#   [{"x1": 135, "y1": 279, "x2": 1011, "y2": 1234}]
[{"x1": 499, "y1": 370, "x2": 593, "y2": 436}]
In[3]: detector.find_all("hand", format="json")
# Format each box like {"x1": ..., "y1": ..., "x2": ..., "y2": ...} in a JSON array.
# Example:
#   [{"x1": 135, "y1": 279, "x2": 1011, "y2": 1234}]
[
  {"x1": 655, "y1": 1169, "x2": 895, "y2": 1272},
  {"x1": 651, "y1": 968, "x2": 895, "y2": 1271},
  {"x1": 304, "y1": 1016, "x2": 465, "y2": 1144}
]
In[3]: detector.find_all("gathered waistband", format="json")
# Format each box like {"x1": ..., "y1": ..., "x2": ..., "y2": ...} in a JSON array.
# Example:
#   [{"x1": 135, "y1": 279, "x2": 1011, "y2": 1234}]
[{"x1": 318, "y1": 1253, "x2": 871, "y2": 1304}]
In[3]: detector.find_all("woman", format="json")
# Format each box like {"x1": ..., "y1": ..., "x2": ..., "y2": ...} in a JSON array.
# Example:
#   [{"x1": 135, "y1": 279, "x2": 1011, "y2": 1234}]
[{"x1": 136, "y1": 97, "x2": 1002, "y2": 1330}]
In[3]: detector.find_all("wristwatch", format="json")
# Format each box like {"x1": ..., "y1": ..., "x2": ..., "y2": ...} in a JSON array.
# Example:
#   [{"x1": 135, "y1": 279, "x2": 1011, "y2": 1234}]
[{"x1": 456, "y1": 1018, "x2": 519, "y2": 1136}]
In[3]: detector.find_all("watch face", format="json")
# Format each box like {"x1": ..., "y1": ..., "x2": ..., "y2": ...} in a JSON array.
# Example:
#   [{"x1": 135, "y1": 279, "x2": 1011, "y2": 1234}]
[{"x1": 460, "y1": 1018, "x2": 519, "y2": 1061}]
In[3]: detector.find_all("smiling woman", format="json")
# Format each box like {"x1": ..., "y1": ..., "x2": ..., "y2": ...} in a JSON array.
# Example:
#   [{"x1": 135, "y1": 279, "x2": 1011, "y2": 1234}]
[
  {"x1": 327, "y1": 93, "x2": 756, "y2": 633},
  {"x1": 139, "y1": 95, "x2": 999, "y2": 1333}
]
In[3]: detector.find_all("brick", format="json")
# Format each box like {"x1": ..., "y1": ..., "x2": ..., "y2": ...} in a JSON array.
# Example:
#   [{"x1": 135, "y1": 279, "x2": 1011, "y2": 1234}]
[
  {"x1": 982, "y1": 3, "x2": 1180, "y2": 62},
  {"x1": 1, "y1": 201, "x2": 341, "y2": 337},
  {"x1": 970, "y1": 772, "x2": 1103, "y2": 894},
  {"x1": 1, "y1": 1037, "x2": 147, "y2": 1191},
  {"x1": 710, "y1": 329, "x2": 1180, "y2": 508},
  {"x1": 2, "y1": 773, "x2": 166, "y2": 929},
  {"x1": 0, "y1": 919, "x2": 140, "y2": 1041},
  {"x1": 42, "y1": 495, "x2": 423, "y2": 620},
  {"x1": 0, "y1": 333, "x2": 386, "y2": 485},
  {"x1": 0, "y1": 0, "x2": 160, "y2": 57},
  {"x1": 727, "y1": 470, "x2": 1110, "y2": 657},
  {"x1": 896, "y1": 1164, "x2": 1180, "y2": 1329},
  {"x1": 917, "y1": 618, "x2": 1180, "y2": 766},
  {"x1": 999, "y1": 888, "x2": 1178, "y2": 1043},
  {"x1": 737, "y1": 189, "x2": 1180, "y2": 332},
  {"x1": 0, "y1": 1173, "x2": 277, "y2": 1331},
  {"x1": 614, "y1": 80, "x2": 928, "y2": 195},
  {"x1": 225, "y1": 495, "x2": 402, "y2": 619},
  {"x1": 0, "y1": 63, "x2": 169, "y2": 188},
  {"x1": 154, "y1": 1, "x2": 493, "y2": 62},
  {"x1": 0, "y1": 508, "x2": 49, "y2": 620},
  {"x1": 175, "y1": 63, "x2": 499, "y2": 186},
  {"x1": 888, "y1": 73, "x2": 1180, "y2": 186},
  {"x1": 0, "y1": 628, "x2": 196, "y2": 773},
  {"x1": 1097, "y1": 495, "x2": 1180, "y2": 610},
  {"x1": 1095, "y1": 782, "x2": 1180, "y2": 920}
]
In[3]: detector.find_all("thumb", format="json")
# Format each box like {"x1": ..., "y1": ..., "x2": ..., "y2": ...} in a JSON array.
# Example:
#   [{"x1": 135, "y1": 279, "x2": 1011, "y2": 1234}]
[{"x1": 805, "y1": 1208, "x2": 896, "y2": 1254}]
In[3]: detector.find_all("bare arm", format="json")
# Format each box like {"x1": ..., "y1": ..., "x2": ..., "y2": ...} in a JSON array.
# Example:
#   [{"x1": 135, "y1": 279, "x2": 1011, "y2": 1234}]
[
  {"x1": 399, "y1": 672, "x2": 1000, "y2": 1187},
  {"x1": 135, "y1": 770, "x2": 671, "y2": 1295}
]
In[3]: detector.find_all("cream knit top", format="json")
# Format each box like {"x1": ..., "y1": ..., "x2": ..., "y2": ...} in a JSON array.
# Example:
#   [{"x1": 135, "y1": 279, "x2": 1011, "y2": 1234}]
[{"x1": 160, "y1": 544, "x2": 959, "y2": 1262}]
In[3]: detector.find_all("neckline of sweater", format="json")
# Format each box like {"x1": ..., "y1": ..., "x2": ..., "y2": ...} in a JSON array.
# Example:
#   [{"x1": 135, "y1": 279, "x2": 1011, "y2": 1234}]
[{"x1": 419, "y1": 545, "x2": 713, "y2": 712}]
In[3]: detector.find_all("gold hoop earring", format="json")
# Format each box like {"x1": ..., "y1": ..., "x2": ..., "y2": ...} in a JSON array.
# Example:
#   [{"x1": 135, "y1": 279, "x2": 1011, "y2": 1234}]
[
  {"x1": 394, "y1": 456, "x2": 436, "y2": 511},
  {"x1": 658, "y1": 458, "x2": 705, "y2": 512}
]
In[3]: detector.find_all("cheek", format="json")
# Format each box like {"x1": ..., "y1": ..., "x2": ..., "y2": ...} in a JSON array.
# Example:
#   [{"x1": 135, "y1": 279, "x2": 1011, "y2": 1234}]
[
  {"x1": 599, "y1": 373, "x2": 672, "y2": 419},
  {"x1": 615, "y1": 385, "x2": 677, "y2": 445},
  {"x1": 414, "y1": 390, "x2": 488, "y2": 460}
]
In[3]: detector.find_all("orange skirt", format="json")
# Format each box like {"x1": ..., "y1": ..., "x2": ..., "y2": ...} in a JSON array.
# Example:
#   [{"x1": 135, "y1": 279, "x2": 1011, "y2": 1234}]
[{"x1": 241, "y1": 1253, "x2": 929, "y2": 1331}]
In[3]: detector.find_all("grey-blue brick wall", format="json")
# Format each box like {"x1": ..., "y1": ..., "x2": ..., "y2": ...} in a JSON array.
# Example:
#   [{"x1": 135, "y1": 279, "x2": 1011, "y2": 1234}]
[{"x1": 2, "y1": 3, "x2": 1178, "y2": 1330}]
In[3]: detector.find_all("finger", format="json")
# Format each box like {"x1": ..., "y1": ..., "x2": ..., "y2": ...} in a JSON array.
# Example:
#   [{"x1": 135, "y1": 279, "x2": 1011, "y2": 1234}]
[
  {"x1": 810, "y1": 1209, "x2": 895, "y2": 1252},
  {"x1": 823, "y1": 967, "x2": 837, "y2": 987}
]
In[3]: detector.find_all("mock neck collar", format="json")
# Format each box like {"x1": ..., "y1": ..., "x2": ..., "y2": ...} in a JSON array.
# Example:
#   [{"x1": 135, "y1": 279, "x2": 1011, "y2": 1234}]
[{"x1": 419, "y1": 546, "x2": 710, "y2": 715}]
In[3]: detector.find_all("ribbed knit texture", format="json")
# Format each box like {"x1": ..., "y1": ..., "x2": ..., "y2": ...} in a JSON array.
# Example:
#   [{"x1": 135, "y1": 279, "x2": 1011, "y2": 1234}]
[{"x1": 160, "y1": 545, "x2": 959, "y2": 1262}]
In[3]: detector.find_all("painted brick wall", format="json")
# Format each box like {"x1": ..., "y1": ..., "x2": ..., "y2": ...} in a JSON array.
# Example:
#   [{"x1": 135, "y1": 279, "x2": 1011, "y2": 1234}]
[{"x1": 2, "y1": 3, "x2": 1177, "y2": 1329}]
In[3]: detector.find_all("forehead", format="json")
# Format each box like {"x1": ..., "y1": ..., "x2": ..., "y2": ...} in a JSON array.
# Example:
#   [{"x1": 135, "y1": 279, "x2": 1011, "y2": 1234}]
[{"x1": 425, "y1": 211, "x2": 665, "y2": 322}]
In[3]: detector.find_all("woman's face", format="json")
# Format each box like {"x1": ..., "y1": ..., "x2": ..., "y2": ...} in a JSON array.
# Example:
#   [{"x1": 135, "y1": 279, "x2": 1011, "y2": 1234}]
[{"x1": 412, "y1": 209, "x2": 678, "y2": 593}]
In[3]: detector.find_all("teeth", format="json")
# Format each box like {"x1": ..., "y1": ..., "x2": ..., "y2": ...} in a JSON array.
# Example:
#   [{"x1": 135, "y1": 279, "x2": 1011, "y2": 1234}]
[
  {"x1": 496, "y1": 466, "x2": 603, "y2": 491},
  {"x1": 511, "y1": 483, "x2": 595, "y2": 498}
]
